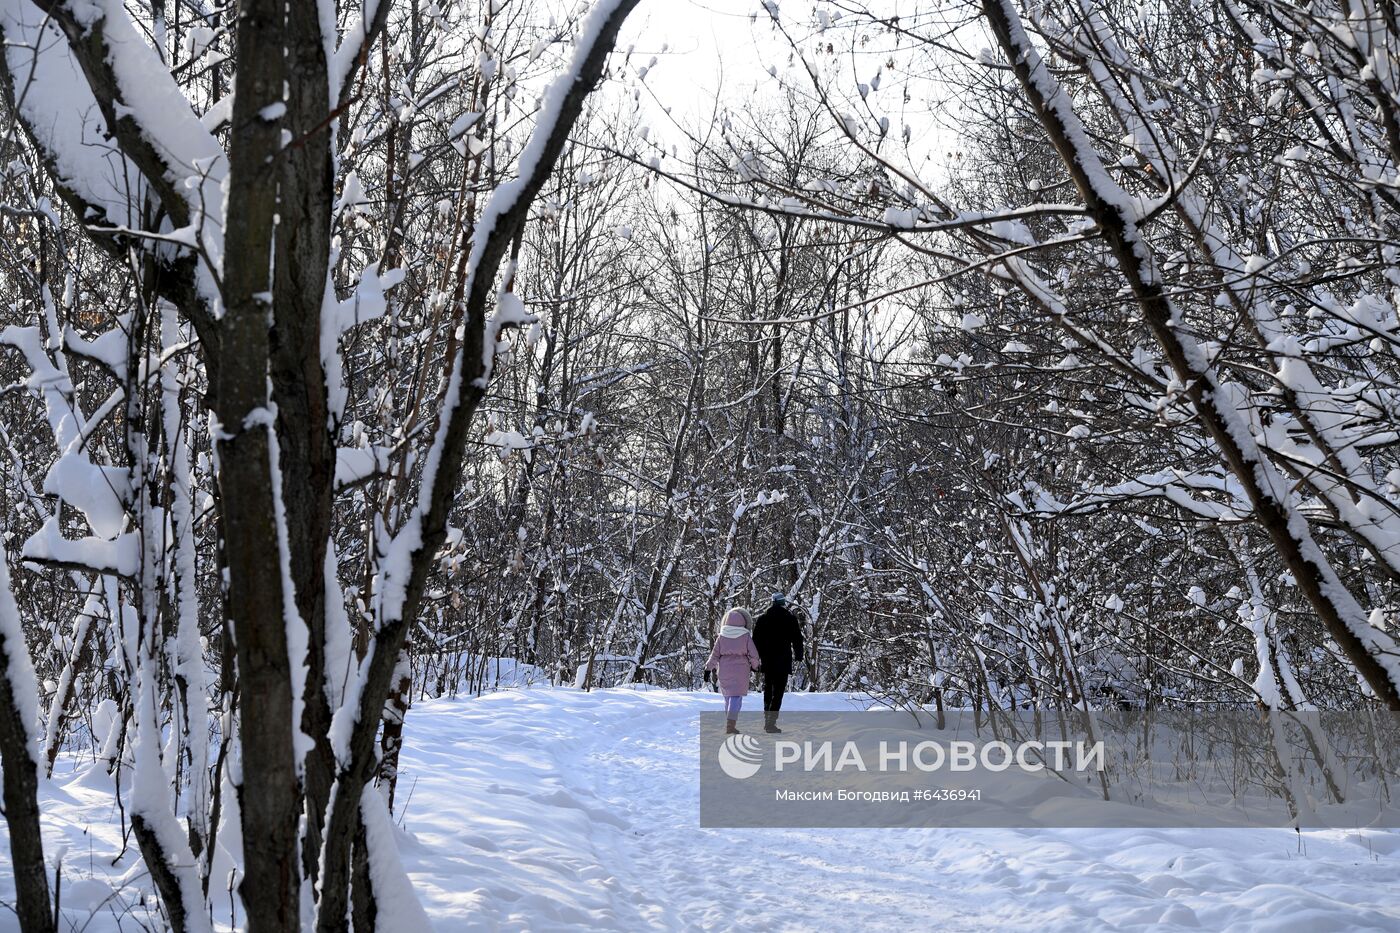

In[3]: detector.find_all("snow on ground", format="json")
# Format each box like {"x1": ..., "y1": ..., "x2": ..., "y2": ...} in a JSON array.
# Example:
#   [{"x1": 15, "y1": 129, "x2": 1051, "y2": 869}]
[{"x1": 4, "y1": 687, "x2": 1400, "y2": 931}]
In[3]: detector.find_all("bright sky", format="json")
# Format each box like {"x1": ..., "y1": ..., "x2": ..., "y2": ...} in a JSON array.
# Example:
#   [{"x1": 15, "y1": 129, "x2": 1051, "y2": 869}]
[
  {"x1": 618, "y1": 0, "x2": 799, "y2": 132},
  {"x1": 608, "y1": 0, "x2": 966, "y2": 182}
]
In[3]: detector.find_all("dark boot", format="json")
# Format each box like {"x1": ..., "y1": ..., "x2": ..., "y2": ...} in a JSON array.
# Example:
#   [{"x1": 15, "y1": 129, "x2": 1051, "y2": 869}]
[
  {"x1": 725, "y1": 718, "x2": 739, "y2": 735},
  {"x1": 764, "y1": 712, "x2": 781, "y2": 734}
]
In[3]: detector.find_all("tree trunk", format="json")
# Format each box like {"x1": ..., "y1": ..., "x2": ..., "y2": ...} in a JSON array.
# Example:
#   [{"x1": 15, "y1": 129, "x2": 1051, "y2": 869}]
[
  {"x1": 220, "y1": 0, "x2": 301, "y2": 925},
  {"x1": 0, "y1": 543, "x2": 55, "y2": 933},
  {"x1": 270, "y1": 0, "x2": 339, "y2": 883}
]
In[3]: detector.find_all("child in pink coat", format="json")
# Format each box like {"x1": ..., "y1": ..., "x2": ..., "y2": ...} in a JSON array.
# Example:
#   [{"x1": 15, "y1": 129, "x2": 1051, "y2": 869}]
[{"x1": 704, "y1": 607, "x2": 761, "y2": 733}]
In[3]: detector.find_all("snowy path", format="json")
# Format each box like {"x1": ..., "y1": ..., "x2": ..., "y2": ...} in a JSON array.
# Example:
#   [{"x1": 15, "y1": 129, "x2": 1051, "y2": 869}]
[
  {"x1": 395, "y1": 689, "x2": 1400, "y2": 932},
  {"x1": 5, "y1": 687, "x2": 1400, "y2": 931},
  {"x1": 396, "y1": 689, "x2": 975, "y2": 930}
]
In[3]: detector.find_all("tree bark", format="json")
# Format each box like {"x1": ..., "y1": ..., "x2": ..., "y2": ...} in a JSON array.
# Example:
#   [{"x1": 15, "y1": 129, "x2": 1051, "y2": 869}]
[
  {"x1": 0, "y1": 675, "x2": 54, "y2": 933},
  {"x1": 272, "y1": 0, "x2": 337, "y2": 882},
  {"x1": 0, "y1": 543, "x2": 55, "y2": 933},
  {"x1": 219, "y1": 0, "x2": 300, "y2": 926}
]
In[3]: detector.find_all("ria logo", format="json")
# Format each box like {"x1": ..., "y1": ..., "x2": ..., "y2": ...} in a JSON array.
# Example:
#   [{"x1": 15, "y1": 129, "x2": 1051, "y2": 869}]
[{"x1": 717, "y1": 733, "x2": 764, "y2": 779}]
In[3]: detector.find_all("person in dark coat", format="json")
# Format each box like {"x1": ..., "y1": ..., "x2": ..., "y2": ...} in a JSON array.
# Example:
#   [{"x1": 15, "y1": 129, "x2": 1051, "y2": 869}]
[{"x1": 750, "y1": 593, "x2": 805, "y2": 733}]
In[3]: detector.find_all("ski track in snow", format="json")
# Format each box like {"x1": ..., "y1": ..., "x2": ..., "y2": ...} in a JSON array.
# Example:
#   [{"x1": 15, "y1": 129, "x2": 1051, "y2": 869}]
[{"x1": 3, "y1": 687, "x2": 1400, "y2": 931}]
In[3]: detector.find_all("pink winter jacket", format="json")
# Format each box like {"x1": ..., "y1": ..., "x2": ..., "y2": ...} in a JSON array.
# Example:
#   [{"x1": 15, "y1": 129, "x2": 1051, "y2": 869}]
[{"x1": 705, "y1": 611, "x2": 761, "y2": 697}]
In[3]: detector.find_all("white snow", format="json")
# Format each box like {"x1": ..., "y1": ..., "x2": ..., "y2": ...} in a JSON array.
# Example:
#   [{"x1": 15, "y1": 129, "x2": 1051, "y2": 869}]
[
  {"x1": 333, "y1": 443, "x2": 393, "y2": 488},
  {"x1": 0, "y1": 2, "x2": 143, "y2": 228},
  {"x1": 42, "y1": 450, "x2": 130, "y2": 539},
  {"x1": 20, "y1": 516, "x2": 140, "y2": 578},
  {"x1": 0, "y1": 539, "x2": 43, "y2": 768},
  {"x1": 4, "y1": 687, "x2": 1398, "y2": 932}
]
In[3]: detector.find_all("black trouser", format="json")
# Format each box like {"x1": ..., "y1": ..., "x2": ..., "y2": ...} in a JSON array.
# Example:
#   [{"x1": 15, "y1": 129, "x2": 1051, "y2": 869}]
[{"x1": 763, "y1": 670, "x2": 788, "y2": 713}]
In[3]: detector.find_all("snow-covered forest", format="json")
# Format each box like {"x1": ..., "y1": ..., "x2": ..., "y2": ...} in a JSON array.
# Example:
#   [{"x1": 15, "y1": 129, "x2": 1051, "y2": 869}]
[{"x1": 2, "y1": 0, "x2": 1399, "y2": 929}]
